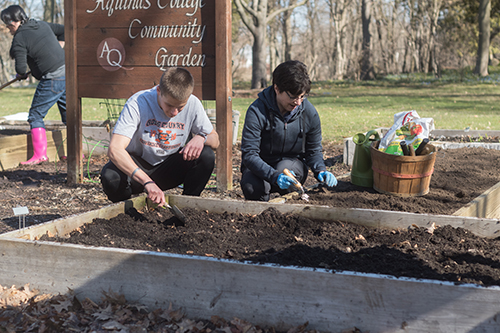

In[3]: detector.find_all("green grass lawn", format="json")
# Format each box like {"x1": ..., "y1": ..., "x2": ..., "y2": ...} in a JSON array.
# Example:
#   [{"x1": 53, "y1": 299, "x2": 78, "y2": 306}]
[{"x1": 2, "y1": 71, "x2": 499, "y2": 144}]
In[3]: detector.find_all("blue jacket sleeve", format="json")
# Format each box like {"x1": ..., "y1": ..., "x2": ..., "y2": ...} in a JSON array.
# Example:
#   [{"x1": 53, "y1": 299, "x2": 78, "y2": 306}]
[{"x1": 240, "y1": 101, "x2": 281, "y2": 184}]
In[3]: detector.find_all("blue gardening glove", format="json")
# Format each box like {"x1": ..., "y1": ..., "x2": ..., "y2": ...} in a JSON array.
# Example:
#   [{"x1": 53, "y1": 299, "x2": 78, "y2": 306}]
[
  {"x1": 277, "y1": 172, "x2": 296, "y2": 190},
  {"x1": 16, "y1": 73, "x2": 28, "y2": 80},
  {"x1": 318, "y1": 171, "x2": 337, "y2": 187}
]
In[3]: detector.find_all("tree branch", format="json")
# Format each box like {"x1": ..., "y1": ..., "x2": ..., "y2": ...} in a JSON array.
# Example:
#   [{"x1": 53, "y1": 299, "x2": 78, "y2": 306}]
[{"x1": 266, "y1": 0, "x2": 308, "y2": 24}]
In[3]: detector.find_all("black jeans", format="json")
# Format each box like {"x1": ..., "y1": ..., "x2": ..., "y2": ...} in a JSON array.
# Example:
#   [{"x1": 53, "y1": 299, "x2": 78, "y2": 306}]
[
  {"x1": 240, "y1": 157, "x2": 308, "y2": 201},
  {"x1": 100, "y1": 146, "x2": 215, "y2": 203}
]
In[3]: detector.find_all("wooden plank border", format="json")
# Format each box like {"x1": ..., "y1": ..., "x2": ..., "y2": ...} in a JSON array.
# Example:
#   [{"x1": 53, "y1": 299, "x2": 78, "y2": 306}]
[{"x1": 454, "y1": 181, "x2": 500, "y2": 219}]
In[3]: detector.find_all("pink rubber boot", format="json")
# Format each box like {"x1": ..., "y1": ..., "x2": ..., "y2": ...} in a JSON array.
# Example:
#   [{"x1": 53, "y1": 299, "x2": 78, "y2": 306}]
[{"x1": 21, "y1": 127, "x2": 49, "y2": 165}]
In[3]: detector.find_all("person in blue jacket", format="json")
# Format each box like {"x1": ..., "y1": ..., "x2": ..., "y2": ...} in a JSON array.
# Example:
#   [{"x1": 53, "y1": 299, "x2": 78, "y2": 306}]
[
  {"x1": 1, "y1": 5, "x2": 66, "y2": 165},
  {"x1": 240, "y1": 60, "x2": 337, "y2": 201}
]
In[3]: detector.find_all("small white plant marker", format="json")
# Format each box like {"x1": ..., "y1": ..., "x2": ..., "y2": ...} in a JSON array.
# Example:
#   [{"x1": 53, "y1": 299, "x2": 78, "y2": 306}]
[{"x1": 12, "y1": 206, "x2": 29, "y2": 229}]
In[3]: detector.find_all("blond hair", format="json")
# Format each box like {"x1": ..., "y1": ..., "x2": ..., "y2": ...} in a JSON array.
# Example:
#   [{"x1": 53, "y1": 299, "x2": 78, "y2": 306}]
[{"x1": 158, "y1": 67, "x2": 194, "y2": 101}]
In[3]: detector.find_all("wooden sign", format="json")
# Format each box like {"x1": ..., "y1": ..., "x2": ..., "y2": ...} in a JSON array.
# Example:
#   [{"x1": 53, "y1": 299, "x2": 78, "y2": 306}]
[
  {"x1": 65, "y1": 0, "x2": 233, "y2": 190},
  {"x1": 76, "y1": 1, "x2": 216, "y2": 100}
]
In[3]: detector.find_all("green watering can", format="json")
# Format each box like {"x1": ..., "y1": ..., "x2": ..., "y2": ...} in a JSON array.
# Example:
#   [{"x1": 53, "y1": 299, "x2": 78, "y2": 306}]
[{"x1": 351, "y1": 130, "x2": 380, "y2": 187}]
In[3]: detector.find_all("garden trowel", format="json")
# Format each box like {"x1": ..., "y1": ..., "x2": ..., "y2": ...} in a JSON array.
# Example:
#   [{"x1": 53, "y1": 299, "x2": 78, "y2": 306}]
[
  {"x1": 283, "y1": 168, "x2": 310, "y2": 201},
  {"x1": 147, "y1": 198, "x2": 187, "y2": 223}
]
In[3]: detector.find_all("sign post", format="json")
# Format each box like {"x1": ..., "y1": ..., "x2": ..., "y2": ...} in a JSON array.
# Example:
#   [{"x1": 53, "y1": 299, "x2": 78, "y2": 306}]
[
  {"x1": 64, "y1": 0, "x2": 232, "y2": 190},
  {"x1": 215, "y1": 0, "x2": 233, "y2": 191}
]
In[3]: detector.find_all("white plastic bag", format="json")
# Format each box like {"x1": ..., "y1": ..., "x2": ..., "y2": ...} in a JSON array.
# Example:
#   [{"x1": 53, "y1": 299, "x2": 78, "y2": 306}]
[{"x1": 379, "y1": 110, "x2": 434, "y2": 155}]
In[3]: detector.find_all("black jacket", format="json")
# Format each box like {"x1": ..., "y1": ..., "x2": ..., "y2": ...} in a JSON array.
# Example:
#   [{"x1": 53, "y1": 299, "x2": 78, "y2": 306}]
[
  {"x1": 240, "y1": 86, "x2": 327, "y2": 184},
  {"x1": 10, "y1": 19, "x2": 65, "y2": 80}
]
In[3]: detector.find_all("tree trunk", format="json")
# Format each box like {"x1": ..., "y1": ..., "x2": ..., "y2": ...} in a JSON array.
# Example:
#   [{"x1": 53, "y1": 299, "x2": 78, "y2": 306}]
[
  {"x1": 305, "y1": 0, "x2": 319, "y2": 80},
  {"x1": 43, "y1": 0, "x2": 55, "y2": 22},
  {"x1": 475, "y1": 0, "x2": 490, "y2": 76},
  {"x1": 252, "y1": 26, "x2": 268, "y2": 88},
  {"x1": 360, "y1": 0, "x2": 374, "y2": 80},
  {"x1": 373, "y1": 1, "x2": 388, "y2": 75},
  {"x1": 328, "y1": 0, "x2": 350, "y2": 80},
  {"x1": 282, "y1": 10, "x2": 293, "y2": 61},
  {"x1": 268, "y1": 21, "x2": 281, "y2": 79},
  {"x1": 428, "y1": 0, "x2": 443, "y2": 75}
]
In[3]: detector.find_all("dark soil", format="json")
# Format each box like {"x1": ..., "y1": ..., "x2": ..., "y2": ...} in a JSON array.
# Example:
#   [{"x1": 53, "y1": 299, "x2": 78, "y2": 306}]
[
  {"x1": 43, "y1": 204, "x2": 500, "y2": 287},
  {"x1": 3, "y1": 142, "x2": 499, "y2": 234},
  {"x1": 0, "y1": 155, "x2": 110, "y2": 233}
]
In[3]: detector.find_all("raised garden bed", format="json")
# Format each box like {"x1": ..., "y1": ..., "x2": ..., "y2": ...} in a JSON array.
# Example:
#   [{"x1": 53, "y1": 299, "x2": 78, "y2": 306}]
[
  {"x1": 1, "y1": 195, "x2": 500, "y2": 332},
  {"x1": 0, "y1": 120, "x2": 110, "y2": 170}
]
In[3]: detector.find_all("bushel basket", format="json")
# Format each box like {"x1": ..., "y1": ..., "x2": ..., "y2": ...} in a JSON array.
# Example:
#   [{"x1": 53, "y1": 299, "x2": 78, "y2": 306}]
[{"x1": 370, "y1": 141, "x2": 437, "y2": 197}]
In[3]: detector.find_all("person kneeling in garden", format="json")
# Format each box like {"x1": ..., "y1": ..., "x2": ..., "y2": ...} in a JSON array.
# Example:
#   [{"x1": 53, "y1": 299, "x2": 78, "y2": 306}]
[
  {"x1": 240, "y1": 60, "x2": 337, "y2": 201},
  {"x1": 100, "y1": 67, "x2": 219, "y2": 206}
]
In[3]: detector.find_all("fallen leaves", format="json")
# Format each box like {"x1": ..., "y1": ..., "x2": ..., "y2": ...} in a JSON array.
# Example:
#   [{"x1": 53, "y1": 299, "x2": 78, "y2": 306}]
[
  {"x1": 0, "y1": 285, "x2": 324, "y2": 333},
  {"x1": 0, "y1": 284, "x2": 36, "y2": 307}
]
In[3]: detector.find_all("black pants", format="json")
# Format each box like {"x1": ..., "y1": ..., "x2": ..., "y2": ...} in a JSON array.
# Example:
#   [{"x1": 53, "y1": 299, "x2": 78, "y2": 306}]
[
  {"x1": 100, "y1": 146, "x2": 215, "y2": 203},
  {"x1": 240, "y1": 157, "x2": 308, "y2": 201}
]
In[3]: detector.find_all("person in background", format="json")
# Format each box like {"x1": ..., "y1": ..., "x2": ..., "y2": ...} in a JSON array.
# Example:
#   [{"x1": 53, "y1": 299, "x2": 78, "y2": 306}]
[
  {"x1": 240, "y1": 60, "x2": 337, "y2": 201},
  {"x1": 1, "y1": 5, "x2": 66, "y2": 165},
  {"x1": 100, "y1": 67, "x2": 219, "y2": 206}
]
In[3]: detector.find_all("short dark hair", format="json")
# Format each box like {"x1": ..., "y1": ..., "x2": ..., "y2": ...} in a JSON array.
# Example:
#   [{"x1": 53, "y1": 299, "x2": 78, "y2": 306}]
[
  {"x1": 272, "y1": 60, "x2": 311, "y2": 96},
  {"x1": 1, "y1": 5, "x2": 29, "y2": 25},
  {"x1": 159, "y1": 67, "x2": 194, "y2": 101}
]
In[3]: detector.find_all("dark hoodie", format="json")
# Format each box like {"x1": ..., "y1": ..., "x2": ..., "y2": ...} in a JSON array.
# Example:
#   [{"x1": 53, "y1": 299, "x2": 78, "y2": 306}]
[
  {"x1": 240, "y1": 85, "x2": 327, "y2": 184},
  {"x1": 10, "y1": 18, "x2": 65, "y2": 80}
]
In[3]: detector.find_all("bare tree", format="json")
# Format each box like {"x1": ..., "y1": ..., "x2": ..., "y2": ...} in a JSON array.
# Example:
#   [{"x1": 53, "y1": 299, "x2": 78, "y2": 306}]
[
  {"x1": 267, "y1": 0, "x2": 282, "y2": 74},
  {"x1": 278, "y1": 0, "x2": 296, "y2": 62},
  {"x1": 325, "y1": 0, "x2": 356, "y2": 80},
  {"x1": 425, "y1": 0, "x2": 443, "y2": 75},
  {"x1": 231, "y1": 9, "x2": 254, "y2": 82},
  {"x1": 233, "y1": 0, "x2": 307, "y2": 89},
  {"x1": 373, "y1": 0, "x2": 401, "y2": 75},
  {"x1": 43, "y1": 0, "x2": 63, "y2": 23},
  {"x1": 475, "y1": 0, "x2": 490, "y2": 76},
  {"x1": 360, "y1": 0, "x2": 374, "y2": 80},
  {"x1": 303, "y1": 0, "x2": 320, "y2": 80}
]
